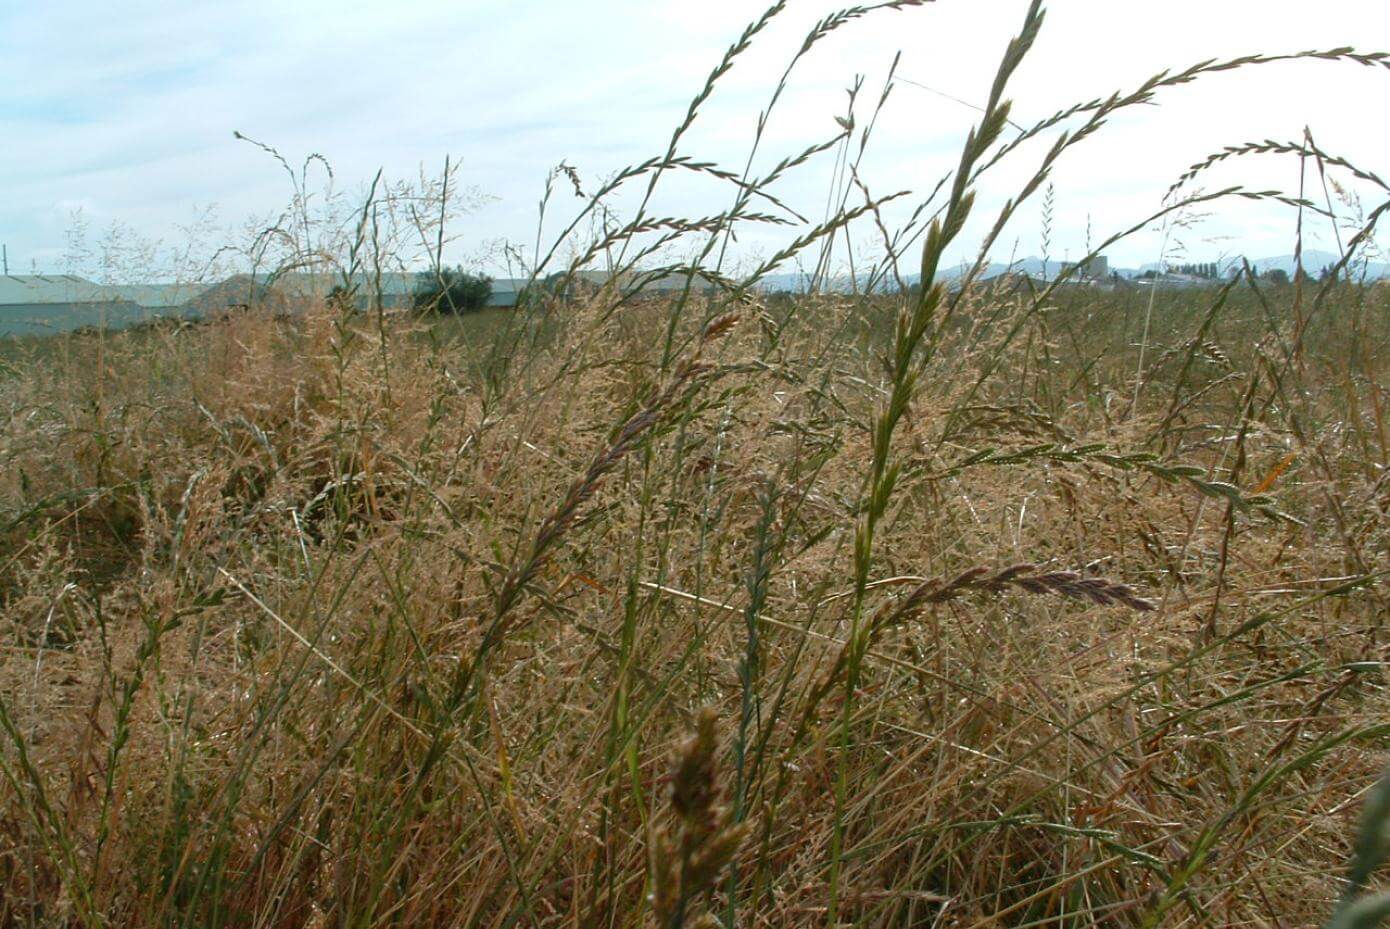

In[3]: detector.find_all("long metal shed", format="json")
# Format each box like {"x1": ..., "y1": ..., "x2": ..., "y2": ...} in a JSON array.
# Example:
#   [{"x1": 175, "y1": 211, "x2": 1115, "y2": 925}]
[{"x1": 0, "y1": 274, "x2": 149, "y2": 337}]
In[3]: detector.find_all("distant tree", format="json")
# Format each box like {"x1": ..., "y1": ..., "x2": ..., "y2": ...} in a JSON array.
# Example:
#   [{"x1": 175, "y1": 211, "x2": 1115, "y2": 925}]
[
  {"x1": 541, "y1": 271, "x2": 571, "y2": 297},
  {"x1": 1177, "y1": 262, "x2": 1219, "y2": 279},
  {"x1": 327, "y1": 283, "x2": 357, "y2": 313},
  {"x1": 413, "y1": 266, "x2": 493, "y2": 314},
  {"x1": 1263, "y1": 268, "x2": 1291, "y2": 286}
]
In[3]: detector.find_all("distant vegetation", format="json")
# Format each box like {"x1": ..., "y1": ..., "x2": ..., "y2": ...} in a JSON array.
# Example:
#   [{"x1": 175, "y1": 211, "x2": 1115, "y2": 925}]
[
  {"x1": 412, "y1": 265, "x2": 493, "y2": 314},
  {"x1": 3, "y1": 2, "x2": 1390, "y2": 927}
]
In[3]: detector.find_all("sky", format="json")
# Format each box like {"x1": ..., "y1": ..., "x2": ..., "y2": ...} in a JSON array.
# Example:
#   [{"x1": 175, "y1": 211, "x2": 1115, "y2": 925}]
[{"x1": 2, "y1": 0, "x2": 1389, "y2": 280}]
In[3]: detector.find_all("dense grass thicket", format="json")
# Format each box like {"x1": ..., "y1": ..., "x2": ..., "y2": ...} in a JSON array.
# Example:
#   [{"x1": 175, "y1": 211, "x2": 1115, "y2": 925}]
[{"x1": 1, "y1": 278, "x2": 1388, "y2": 927}]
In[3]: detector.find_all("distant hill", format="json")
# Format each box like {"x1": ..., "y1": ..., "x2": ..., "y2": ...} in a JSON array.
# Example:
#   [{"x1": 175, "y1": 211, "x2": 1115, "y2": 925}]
[
  {"x1": 753, "y1": 250, "x2": 1388, "y2": 293},
  {"x1": 1115, "y1": 250, "x2": 1388, "y2": 280},
  {"x1": 1219, "y1": 249, "x2": 1389, "y2": 280},
  {"x1": 755, "y1": 259, "x2": 1066, "y2": 293}
]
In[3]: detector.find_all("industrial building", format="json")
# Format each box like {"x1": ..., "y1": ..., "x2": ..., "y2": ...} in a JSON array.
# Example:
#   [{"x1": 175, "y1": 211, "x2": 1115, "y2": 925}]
[
  {"x1": 0, "y1": 275, "x2": 171, "y2": 337},
  {"x1": 0, "y1": 267, "x2": 691, "y2": 338}
]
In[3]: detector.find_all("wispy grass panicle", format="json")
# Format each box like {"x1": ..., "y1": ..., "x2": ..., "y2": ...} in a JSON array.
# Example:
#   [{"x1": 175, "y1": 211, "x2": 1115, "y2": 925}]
[
  {"x1": 649, "y1": 709, "x2": 749, "y2": 929},
  {"x1": 465, "y1": 312, "x2": 740, "y2": 686}
]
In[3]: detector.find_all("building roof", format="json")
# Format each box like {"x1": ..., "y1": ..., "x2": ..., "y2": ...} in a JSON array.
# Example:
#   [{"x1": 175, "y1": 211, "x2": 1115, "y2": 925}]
[
  {"x1": 3, "y1": 269, "x2": 581, "y2": 315},
  {"x1": 0, "y1": 302, "x2": 170, "y2": 337},
  {"x1": 268, "y1": 271, "x2": 418, "y2": 298},
  {"x1": 241, "y1": 271, "x2": 532, "y2": 302},
  {"x1": 0, "y1": 274, "x2": 110, "y2": 306},
  {"x1": 104, "y1": 282, "x2": 213, "y2": 308}
]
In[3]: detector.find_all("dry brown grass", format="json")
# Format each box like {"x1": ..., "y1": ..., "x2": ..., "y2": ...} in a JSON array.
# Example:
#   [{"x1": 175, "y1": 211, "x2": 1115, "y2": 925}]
[{"x1": 1, "y1": 276, "x2": 1387, "y2": 927}]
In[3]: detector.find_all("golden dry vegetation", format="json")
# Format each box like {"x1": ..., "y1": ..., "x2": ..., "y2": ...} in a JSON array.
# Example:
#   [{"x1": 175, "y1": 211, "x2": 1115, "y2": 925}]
[{"x1": 1, "y1": 278, "x2": 1388, "y2": 927}]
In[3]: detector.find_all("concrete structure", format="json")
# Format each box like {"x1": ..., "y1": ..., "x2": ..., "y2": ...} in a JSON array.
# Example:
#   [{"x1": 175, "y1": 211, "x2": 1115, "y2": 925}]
[
  {"x1": 1077, "y1": 255, "x2": 1109, "y2": 279},
  {"x1": 0, "y1": 264, "x2": 722, "y2": 338},
  {"x1": 251, "y1": 271, "x2": 529, "y2": 310},
  {"x1": 105, "y1": 282, "x2": 214, "y2": 314},
  {"x1": 0, "y1": 274, "x2": 154, "y2": 337},
  {"x1": 0, "y1": 274, "x2": 108, "y2": 305},
  {"x1": 183, "y1": 271, "x2": 426, "y2": 314},
  {"x1": 542, "y1": 268, "x2": 720, "y2": 300},
  {"x1": 487, "y1": 278, "x2": 528, "y2": 307},
  {"x1": 1133, "y1": 272, "x2": 1217, "y2": 290},
  {"x1": 270, "y1": 272, "x2": 417, "y2": 310}
]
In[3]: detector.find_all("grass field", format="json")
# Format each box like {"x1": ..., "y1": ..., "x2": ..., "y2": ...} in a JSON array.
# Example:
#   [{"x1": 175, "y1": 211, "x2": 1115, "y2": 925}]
[
  {"x1": 5, "y1": 1, "x2": 1390, "y2": 925},
  {"x1": 1, "y1": 274, "x2": 1388, "y2": 927}
]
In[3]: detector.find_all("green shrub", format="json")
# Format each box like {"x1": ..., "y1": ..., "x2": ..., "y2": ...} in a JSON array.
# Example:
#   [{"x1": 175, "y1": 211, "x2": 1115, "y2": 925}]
[{"x1": 412, "y1": 266, "x2": 492, "y2": 314}]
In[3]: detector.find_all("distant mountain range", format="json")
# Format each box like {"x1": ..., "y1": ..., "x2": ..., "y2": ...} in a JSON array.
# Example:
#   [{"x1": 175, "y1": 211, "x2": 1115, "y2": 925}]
[
  {"x1": 1101, "y1": 250, "x2": 1385, "y2": 280},
  {"x1": 756, "y1": 249, "x2": 1389, "y2": 292}
]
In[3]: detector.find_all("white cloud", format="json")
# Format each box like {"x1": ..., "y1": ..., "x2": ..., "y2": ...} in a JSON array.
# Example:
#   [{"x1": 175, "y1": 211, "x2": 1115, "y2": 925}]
[{"x1": 2, "y1": 0, "x2": 1387, "y2": 277}]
